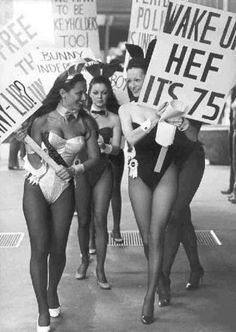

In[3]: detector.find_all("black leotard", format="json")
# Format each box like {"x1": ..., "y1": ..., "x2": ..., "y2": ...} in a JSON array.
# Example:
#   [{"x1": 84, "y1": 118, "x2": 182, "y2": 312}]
[
  {"x1": 131, "y1": 122, "x2": 173, "y2": 190},
  {"x1": 131, "y1": 122, "x2": 198, "y2": 190}
]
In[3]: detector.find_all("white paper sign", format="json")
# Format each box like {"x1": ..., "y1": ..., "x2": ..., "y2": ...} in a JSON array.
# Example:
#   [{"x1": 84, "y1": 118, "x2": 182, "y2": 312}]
[
  {"x1": 52, "y1": 0, "x2": 100, "y2": 58},
  {"x1": 138, "y1": 0, "x2": 236, "y2": 124},
  {"x1": 124, "y1": 0, "x2": 188, "y2": 68},
  {"x1": 110, "y1": 71, "x2": 130, "y2": 105},
  {"x1": 0, "y1": 15, "x2": 46, "y2": 144},
  {"x1": 32, "y1": 47, "x2": 95, "y2": 95}
]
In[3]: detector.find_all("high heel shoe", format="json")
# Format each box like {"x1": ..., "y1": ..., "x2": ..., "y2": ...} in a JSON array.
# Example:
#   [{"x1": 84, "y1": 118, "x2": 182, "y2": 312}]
[
  {"x1": 186, "y1": 267, "x2": 204, "y2": 290},
  {"x1": 140, "y1": 297, "x2": 154, "y2": 325},
  {"x1": 111, "y1": 231, "x2": 124, "y2": 244},
  {"x1": 97, "y1": 279, "x2": 111, "y2": 290},
  {"x1": 75, "y1": 255, "x2": 89, "y2": 280},
  {"x1": 49, "y1": 306, "x2": 61, "y2": 318},
  {"x1": 96, "y1": 270, "x2": 111, "y2": 290},
  {"x1": 157, "y1": 274, "x2": 171, "y2": 307},
  {"x1": 37, "y1": 316, "x2": 50, "y2": 332}
]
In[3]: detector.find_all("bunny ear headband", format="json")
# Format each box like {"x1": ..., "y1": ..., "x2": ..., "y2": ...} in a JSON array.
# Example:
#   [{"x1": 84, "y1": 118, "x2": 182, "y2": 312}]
[
  {"x1": 65, "y1": 58, "x2": 94, "y2": 81},
  {"x1": 85, "y1": 59, "x2": 123, "y2": 78},
  {"x1": 125, "y1": 39, "x2": 157, "y2": 67}
]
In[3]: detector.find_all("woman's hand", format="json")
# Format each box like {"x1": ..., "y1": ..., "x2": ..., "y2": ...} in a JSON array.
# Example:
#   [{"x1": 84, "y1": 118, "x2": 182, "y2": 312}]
[
  {"x1": 166, "y1": 116, "x2": 183, "y2": 127},
  {"x1": 97, "y1": 135, "x2": 106, "y2": 151},
  {"x1": 14, "y1": 124, "x2": 28, "y2": 141},
  {"x1": 55, "y1": 165, "x2": 71, "y2": 181},
  {"x1": 156, "y1": 102, "x2": 169, "y2": 118},
  {"x1": 167, "y1": 117, "x2": 190, "y2": 131}
]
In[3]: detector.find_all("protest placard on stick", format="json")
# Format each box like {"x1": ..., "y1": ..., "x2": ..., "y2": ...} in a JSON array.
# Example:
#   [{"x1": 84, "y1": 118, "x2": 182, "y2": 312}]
[
  {"x1": 0, "y1": 14, "x2": 46, "y2": 144},
  {"x1": 138, "y1": 0, "x2": 236, "y2": 124}
]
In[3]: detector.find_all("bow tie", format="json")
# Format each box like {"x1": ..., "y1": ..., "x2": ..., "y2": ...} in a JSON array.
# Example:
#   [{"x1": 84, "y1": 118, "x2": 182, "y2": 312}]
[
  {"x1": 91, "y1": 110, "x2": 106, "y2": 116},
  {"x1": 64, "y1": 110, "x2": 78, "y2": 120}
]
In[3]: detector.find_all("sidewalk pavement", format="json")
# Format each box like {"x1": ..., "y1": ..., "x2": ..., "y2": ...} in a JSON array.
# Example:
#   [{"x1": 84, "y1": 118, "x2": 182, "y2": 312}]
[{"x1": 0, "y1": 143, "x2": 236, "y2": 332}]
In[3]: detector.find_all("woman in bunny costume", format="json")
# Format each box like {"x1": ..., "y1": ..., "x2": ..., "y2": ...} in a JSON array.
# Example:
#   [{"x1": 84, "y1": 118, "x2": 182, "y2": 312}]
[
  {"x1": 119, "y1": 39, "x2": 199, "y2": 324},
  {"x1": 75, "y1": 62, "x2": 122, "y2": 290}
]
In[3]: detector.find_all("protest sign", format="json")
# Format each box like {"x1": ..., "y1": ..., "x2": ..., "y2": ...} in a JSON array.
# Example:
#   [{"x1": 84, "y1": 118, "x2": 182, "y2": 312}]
[
  {"x1": 13, "y1": 0, "x2": 55, "y2": 47},
  {"x1": 52, "y1": 0, "x2": 100, "y2": 58},
  {"x1": 110, "y1": 71, "x2": 130, "y2": 105},
  {"x1": 0, "y1": 14, "x2": 46, "y2": 144},
  {"x1": 138, "y1": 0, "x2": 236, "y2": 124},
  {"x1": 124, "y1": 0, "x2": 188, "y2": 68},
  {"x1": 32, "y1": 47, "x2": 95, "y2": 95}
]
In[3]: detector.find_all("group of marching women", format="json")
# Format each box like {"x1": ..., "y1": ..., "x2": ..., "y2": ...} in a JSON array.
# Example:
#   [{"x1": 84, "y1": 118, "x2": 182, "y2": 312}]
[{"x1": 17, "y1": 40, "x2": 205, "y2": 331}]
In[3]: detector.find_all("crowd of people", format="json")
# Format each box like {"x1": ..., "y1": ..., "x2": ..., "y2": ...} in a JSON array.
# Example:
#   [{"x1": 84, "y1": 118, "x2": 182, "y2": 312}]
[{"x1": 14, "y1": 40, "x2": 209, "y2": 331}]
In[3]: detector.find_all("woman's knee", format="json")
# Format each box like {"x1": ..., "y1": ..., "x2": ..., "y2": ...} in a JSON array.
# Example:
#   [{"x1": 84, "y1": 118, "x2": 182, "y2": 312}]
[
  {"x1": 94, "y1": 214, "x2": 107, "y2": 232},
  {"x1": 50, "y1": 249, "x2": 66, "y2": 264},
  {"x1": 31, "y1": 243, "x2": 50, "y2": 261}
]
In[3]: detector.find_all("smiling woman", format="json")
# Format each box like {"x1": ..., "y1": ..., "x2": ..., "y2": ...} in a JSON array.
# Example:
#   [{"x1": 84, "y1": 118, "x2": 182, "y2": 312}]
[{"x1": 17, "y1": 66, "x2": 100, "y2": 332}]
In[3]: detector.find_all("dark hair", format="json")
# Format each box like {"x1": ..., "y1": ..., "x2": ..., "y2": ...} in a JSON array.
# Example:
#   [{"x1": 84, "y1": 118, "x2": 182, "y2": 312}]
[
  {"x1": 28, "y1": 71, "x2": 95, "y2": 138},
  {"x1": 87, "y1": 75, "x2": 120, "y2": 114},
  {"x1": 34, "y1": 72, "x2": 86, "y2": 118},
  {"x1": 126, "y1": 57, "x2": 148, "y2": 74}
]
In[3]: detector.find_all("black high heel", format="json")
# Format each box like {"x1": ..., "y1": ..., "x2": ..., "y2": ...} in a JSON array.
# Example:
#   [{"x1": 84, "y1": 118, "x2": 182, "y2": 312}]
[
  {"x1": 140, "y1": 314, "x2": 154, "y2": 325},
  {"x1": 186, "y1": 267, "x2": 204, "y2": 290},
  {"x1": 140, "y1": 297, "x2": 154, "y2": 325},
  {"x1": 157, "y1": 274, "x2": 171, "y2": 307}
]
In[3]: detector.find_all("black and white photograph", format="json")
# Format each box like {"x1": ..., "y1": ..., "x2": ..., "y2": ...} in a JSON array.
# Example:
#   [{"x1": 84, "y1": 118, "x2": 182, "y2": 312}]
[{"x1": 0, "y1": 0, "x2": 236, "y2": 331}]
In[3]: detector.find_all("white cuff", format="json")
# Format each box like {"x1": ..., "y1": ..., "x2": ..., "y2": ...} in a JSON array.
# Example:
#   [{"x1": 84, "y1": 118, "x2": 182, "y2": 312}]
[
  {"x1": 101, "y1": 144, "x2": 113, "y2": 154},
  {"x1": 140, "y1": 119, "x2": 152, "y2": 132}
]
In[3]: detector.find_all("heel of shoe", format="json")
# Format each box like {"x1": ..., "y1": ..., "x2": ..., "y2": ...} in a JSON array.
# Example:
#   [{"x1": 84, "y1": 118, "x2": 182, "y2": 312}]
[
  {"x1": 75, "y1": 255, "x2": 89, "y2": 280},
  {"x1": 141, "y1": 296, "x2": 154, "y2": 325},
  {"x1": 49, "y1": 306, "x2": 61, "y2": 318},
  {"x1": 186, "y1": 268, "x2": 204, "y2": 290},
  {"x1": 157, "y1": 274, "x2": 171, "y2": 307},
  {"x1": 37, "y1": 316, "x2": 51, "y2": 332}
]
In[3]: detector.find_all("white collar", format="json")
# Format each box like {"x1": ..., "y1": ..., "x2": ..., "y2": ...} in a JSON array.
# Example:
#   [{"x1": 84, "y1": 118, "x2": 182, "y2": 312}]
[{"x1": 56, "y1": 103, "x2": 78, "y2": 120}]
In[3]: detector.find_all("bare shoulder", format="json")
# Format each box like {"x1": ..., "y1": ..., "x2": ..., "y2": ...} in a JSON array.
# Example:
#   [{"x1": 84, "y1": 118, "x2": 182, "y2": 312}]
[
  {"x1": 118, "y1": 102, "x2": 131, "y2": 114},
  {"x1": 32, "y1": 114, "x2": 48, "y2": 129},
  {"x1": 108, "y1": 112, "x2": 120, "y2": 125}
]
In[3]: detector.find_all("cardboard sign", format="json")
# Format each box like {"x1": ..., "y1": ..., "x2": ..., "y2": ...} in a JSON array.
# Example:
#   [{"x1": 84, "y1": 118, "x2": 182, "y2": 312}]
[
  {"x1": 32, "y1": 47, "x2": 95, "y2": 95},
  {"x1": 0, "y1": 15, "x2": 46, "y2": 144},
  {"x1": 110, "y1": 71, "x2": 130, "y2": 105},
  {"x1": 138, "y1": 0, "x2": 236, "y2": 124},
  {"x1": 13, "y1": 0, "x2": 55, "y2": 47},
  {"x1": 124, "y1": 0, "x2": 188, "y2": 68},
  {"x1": 52, "y1": 0, "x2": 100, "y2": 58}
]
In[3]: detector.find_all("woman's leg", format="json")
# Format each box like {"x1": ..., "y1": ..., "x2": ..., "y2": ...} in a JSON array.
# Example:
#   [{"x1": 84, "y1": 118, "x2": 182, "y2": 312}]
[
  {"x1": 8, "y1": 136, "x2": 21, "y2": 169},
  {"x1": 142, "y1": 163, "x2": 178, "y2": 321},
  {"x1": 92, "y1": 166, "x2": 113, "y2": 284},
  {"x1": 74, "y1": 174, "x2": 92, "y2": 278},
  {"x1": 89, "y1": 211, "x2": 96, "y2": 254},
  {"x1": 23, "y1": 181, "x2": 51, "y2": 327},
  {"x1": 163, "y1": 145, "x2": 205, "y2": 285},
  {"x1": 47, "y1": 183, "x2": 75, "y2": 308},
  {"x1": 128, "y1": 177, "x2": 152, "y2": 259},
  {"x1": 110, "y1": 151, "x2": 125, "y2": 240}
]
